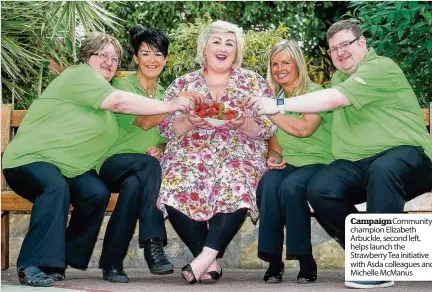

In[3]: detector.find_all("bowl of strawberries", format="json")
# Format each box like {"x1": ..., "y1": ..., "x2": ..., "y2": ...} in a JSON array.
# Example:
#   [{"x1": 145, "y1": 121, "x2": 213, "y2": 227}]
[{"x1": 194, "y1": 102, "x2": 241, "y2": 126}]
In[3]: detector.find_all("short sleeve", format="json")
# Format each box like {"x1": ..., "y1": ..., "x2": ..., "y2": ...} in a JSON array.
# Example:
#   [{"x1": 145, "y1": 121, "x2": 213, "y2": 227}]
[
  {"x1": 59, "y1": 65, "x2": 116, "y2": 109},
  {"x1": 111, "y1": 77, "x2": 137, "y2": 130},
  {"x1": 333, "y1": 62, "x2": 397, "y2": 110}
]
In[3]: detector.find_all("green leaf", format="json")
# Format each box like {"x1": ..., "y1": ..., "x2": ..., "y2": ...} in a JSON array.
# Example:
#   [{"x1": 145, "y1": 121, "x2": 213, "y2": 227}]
[
  {"x1": 398, "y1": 39, "x2": 410, "y2": 45},
  {"x1": 401, "y1": 9, "x2": 411, "y2": 22},
  {"x1": 398, "y1": 29, "x2": 404, "y2": 40},
  {"x1": 371, "y1": 25, "x2": 377, "y2": 36},
  {"x1": 427, "y1": 41, "x2": 432, "y2": 53},
  {"x1": 395, "y1": 2, "x2": 403, "y2": 11}
]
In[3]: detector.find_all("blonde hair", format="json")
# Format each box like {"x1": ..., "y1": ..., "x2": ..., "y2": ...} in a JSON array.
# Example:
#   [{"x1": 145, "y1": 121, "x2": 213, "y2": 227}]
[
  {"x1": 266, "y1": 39, "x2": 310, "y2": 96},
  {"x1": 77, "y1": 32, "x2": 123, "y2": 66},
  {"x1": 195, "y1": 20, "x2": 244, "y2": 69}
]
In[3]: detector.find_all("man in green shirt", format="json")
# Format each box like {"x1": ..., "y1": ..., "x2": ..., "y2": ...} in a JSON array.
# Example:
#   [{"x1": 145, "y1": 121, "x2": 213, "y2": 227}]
[{"x1": 247, "y1": 19, "x2": 432, "y2": 289}]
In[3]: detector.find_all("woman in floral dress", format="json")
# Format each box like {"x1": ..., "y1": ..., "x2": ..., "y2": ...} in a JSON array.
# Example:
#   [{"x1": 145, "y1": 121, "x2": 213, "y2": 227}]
[{"x1": 157, "y1": 20, "x2": 276, "y2": 284}]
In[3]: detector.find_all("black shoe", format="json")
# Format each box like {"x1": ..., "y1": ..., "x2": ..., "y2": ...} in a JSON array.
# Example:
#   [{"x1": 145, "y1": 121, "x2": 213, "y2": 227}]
[
  {"x1": 297, "y1": 273, "x2": 317, "y2": 284},
  {"x1": 263, "y1": 262, "x2": 284, "y2": 284},
  {"x1": 40, "y1": 267, "x2": 65, "y2": 281},
  {"x1": 297, "y1": 256, "x2": 317, "y2": 284},
  {"x1": 18, "y1": 267, "x2": 55, "y2": 287},
  {"x1": 143, "y1": 238, "x2": 174, "y2": 275},
  {"x1": 102, "y1": 266, "x2": 129, "y2": 283}
]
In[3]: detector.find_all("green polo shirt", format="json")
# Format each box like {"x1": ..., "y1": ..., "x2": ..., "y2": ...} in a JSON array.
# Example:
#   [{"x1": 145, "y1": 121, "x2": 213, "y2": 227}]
[
  {"x1": 275, "y1": 82, "x2": 333, "y2": 167},
  {"x1": 330, "y1": 48, "x2": 432, "y2": 161},
  {"x1": 2, "y1": 64, "x2": 119, "y2": 178},
  {"x1": 95, "y1": 73, "x2": 166, "y2": 172}
]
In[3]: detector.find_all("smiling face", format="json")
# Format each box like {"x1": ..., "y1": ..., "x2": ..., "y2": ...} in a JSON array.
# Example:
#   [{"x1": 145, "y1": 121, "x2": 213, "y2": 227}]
[
  {"x1": 328, "y1": 29, "x2": 367, "y2": 76},
  {"x1": 133, "y1": 42, "x2": 167, "y2": 80},
  {"x1": 271, "y1": 50, "x2": 299, "y2": 89},
  {"x1": 204, "y1": 32, "x2": 237, "y2": 73},
  {"x1": 87, "y1": 43, "x2": 118, "y2": 81}
]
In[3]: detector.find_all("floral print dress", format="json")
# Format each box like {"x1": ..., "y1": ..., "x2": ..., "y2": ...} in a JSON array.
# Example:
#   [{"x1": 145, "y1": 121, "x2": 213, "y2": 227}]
[{"x1": 157, "y1": 68, "x2": 277, "y2": 221}]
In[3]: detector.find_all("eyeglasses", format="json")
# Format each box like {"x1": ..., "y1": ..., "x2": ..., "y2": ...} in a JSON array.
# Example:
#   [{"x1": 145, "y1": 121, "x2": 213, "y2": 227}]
[
  {"x1": 91, "y1": 52, "x2": 119, "y2": 65},
  {"x1": 327, "y1": 37, "x2": 360, "y2": 55}
]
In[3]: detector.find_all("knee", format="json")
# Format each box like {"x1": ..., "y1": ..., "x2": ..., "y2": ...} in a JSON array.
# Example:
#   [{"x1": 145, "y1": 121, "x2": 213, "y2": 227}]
[
  {"x1": 279, "y1": 177, "x2": 306, "y2": 201},
  {"x1": 367, "y1": 155, "x2": 406, "y2": 182},
  {"x1": 137, "y1": 155, "x2": 162, "y2": 178},
  {"x1": 45, "y1": 179, "x2": 69, "y2": 199},
  {"x1": 306, "y1": 175, "x2": 332, "y2": 203},
  {"x1": 87, "y1": 184, "x2": 110, "y2": 206}
]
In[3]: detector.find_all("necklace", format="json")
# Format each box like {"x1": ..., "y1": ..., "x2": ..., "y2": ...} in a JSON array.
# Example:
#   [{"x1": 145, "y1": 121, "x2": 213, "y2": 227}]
[{"x1": 137, "y1": 77, "x2": 156, "y2": 99}]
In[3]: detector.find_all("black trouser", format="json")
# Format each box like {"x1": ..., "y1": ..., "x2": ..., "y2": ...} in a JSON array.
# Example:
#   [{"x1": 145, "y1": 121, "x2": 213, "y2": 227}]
[
  {"x1": 307, "y1": 145, "x2": 432, "y2": 247},
  {"x1": 256, "y1": 164, "x2": 324, "y2": 261},
  {"x1": 165, "y1": 205, "x2": 247, "y2": 258},
  {"x1": 3, "y1": 162, "x2": 110, "y2": 270},
  {"x1": 98, "y1": 153, "x2": 166, "y2": 269}
]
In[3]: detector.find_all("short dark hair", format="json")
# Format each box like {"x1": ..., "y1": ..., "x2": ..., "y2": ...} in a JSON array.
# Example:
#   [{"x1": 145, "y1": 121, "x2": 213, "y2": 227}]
[
  {"x1": 327, "y1": 19, "x2": 363, "y2": 42},
  {"x1": 130, "y1": 24, "x2": 169, "y2": 57}
]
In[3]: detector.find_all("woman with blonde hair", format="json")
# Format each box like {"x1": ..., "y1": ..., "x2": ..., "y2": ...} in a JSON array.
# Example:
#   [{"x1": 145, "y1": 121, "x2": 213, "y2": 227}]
[
  {"x1": 256, "y1": 39, "x2": 332, "y2": 284},
  {"x1": 157, "y1": 20, "x2": 276, "y2": 284}
]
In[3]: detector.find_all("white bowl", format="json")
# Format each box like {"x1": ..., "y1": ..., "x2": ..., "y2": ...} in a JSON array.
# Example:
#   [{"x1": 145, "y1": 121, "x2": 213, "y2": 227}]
[{"x1": 195, "y1": 105, "x2": 241, "y2": 127}]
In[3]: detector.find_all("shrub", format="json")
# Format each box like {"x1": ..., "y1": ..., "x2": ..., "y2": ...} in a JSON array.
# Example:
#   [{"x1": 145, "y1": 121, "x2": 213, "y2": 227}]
[{"x1": 346, "y1": 1, "x2": 431, "y2": 106}]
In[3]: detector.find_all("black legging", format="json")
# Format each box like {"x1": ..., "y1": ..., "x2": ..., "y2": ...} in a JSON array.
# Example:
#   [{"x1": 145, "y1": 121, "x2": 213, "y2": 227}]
[{"x1": 165, "y1": 205, "x2": 248, "y2": 257}]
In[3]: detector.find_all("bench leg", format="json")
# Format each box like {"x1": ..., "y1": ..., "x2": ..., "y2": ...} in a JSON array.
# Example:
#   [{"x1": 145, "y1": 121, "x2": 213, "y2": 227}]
[{"x1": 1, "y1": 211, "x2": 10, "y2": 270}]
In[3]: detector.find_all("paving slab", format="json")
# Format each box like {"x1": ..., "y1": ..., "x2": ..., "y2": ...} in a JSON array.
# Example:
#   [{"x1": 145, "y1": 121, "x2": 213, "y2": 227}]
[{"x1": 2, "y1": 268, "x2": 432, "y2": 292}]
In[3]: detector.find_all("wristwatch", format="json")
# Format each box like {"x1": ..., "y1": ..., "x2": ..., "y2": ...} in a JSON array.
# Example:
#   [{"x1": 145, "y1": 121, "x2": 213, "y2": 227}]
[{"x1": 276, "y1": 98, "x2": 285, "y2": 114}]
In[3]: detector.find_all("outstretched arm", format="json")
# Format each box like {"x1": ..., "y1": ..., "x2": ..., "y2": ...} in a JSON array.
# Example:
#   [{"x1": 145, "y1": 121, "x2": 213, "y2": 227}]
[
  {"x1": 100, "y1": 90, "x2": 194, "y2": 115},
  {"x1": 248, "y1": 88, "x2": 350, "y2": 116}
]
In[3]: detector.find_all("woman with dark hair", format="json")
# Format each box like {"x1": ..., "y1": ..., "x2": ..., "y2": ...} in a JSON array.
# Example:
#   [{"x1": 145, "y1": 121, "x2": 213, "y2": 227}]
[
  {"x1": 2, "y1": 32, "x2": 194, "y2": 287},
  {"x1": 95, "y1": 25, "x2": 203, "y2": 283}
]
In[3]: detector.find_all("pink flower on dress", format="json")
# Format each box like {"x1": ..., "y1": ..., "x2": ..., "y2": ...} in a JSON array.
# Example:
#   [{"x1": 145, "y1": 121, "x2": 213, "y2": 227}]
[
  {"x1": 229, "y1": 160, "x2": 241, "y2": 168},
  {"x1": 187, "y1": 151, "x2": 201, "y2": 163},
  {"x1": 200, "y1": 148, "x2": 214, "y2": 165},
  {"x1": 197, "y1": 163, "x2": 206, "y2": 173},
  {"x1": 177, "y1": 78, "x2": 186, "y2": 89},
  {"x1": 174, "y1": 192, "x2": 188, "y2": 204},
  {"x1": 231, "y1": 182, "x2": 245, "y2": 195},
  {"x1": 242, "y1": 193, "x2": 251, "y2": 204}
]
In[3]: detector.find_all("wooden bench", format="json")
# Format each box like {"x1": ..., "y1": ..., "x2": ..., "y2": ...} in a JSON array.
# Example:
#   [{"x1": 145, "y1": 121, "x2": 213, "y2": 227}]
[{"x1": 1, "y1": 95, "x2": 431, "y2": 270}]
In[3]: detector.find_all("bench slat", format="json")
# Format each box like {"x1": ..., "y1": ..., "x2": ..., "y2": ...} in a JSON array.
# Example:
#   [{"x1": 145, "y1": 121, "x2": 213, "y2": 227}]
[
  {"x1": 10, "y1": 110, "x2": 27, "y2": 128},
  {"x1": 1, "y1": 191, "x2": 118, "y2": 212}
]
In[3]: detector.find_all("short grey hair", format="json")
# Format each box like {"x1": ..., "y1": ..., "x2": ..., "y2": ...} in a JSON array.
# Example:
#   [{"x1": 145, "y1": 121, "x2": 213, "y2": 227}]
[
  {"x1": 77, "y1": 32, "x2": 123, "y2": 66},
  {"x1": 195, "y1": 20, "x2": 244, "y2": 69}
]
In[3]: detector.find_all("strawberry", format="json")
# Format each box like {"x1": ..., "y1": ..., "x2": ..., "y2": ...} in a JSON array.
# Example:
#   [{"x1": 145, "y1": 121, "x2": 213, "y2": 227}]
[
  {"x1": 196, "y1": 110, "x2": 206, "y2": 118},
  {"x1": 208, "y1": 107, "x2": 219, "y2": 116}
]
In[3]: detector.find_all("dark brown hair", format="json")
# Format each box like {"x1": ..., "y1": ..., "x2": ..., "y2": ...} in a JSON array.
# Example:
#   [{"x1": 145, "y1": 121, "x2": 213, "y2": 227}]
[{"x1": 327, "y1": 19, "x2": 363, "y2": 42}]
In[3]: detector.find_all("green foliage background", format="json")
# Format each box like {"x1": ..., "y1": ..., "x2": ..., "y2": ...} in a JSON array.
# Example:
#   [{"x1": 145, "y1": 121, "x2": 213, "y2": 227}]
[
  {"x1": 2, "y1": 1, "x2": 430, "y2": 108},
  {"x1": 346, "y1": 1, "x2": 431, "y2": 106}
]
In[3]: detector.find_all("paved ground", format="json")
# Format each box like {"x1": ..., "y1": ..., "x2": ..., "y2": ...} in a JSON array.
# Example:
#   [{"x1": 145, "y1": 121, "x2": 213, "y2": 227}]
[{"x1": 2, "y1": 268, "x2": 432, "y2": 292}]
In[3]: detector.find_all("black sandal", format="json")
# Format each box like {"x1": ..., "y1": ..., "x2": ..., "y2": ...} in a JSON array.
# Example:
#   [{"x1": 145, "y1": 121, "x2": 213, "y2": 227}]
[
  {"x1": 181, "y1": 264, "x2": 198, "y2": 284},
  {"x1": 200, "y1": 268, "x2": 223, "y2": 283},
  {"x1": 264, "y1": 262, "x2": 284, "y2": 284}
]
